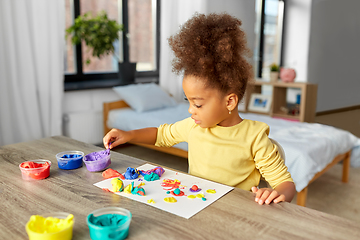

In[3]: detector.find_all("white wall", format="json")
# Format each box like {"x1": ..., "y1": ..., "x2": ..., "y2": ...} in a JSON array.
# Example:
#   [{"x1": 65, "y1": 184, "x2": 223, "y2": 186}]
[
  {"x1": 282, "y1": 0, "x2": 312, "y2": 82},
  {"x1": 206, "y1": 0, "x2": 256, "y2": 56},
  {"x1": 283, "y1": 0, "x2": 360, "y2": 112},
  {"x1": 308, "y1": 0, "x2": 360, "y2": 112}
]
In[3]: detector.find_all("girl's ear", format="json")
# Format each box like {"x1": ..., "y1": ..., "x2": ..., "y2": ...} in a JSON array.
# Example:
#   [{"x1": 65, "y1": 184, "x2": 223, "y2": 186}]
[{"x1": 226, "y1": 93, "x2": 239, "y2": 111}]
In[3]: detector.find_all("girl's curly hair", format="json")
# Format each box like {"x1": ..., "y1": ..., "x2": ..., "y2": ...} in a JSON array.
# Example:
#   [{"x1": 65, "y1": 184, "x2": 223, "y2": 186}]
[{"x1": 168, "y1": 12, "x2": 253, "y2": 101}]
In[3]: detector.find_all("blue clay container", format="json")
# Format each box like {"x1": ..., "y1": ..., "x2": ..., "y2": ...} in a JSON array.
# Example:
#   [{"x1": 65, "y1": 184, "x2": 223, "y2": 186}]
[{"x1": 55, "y1": 151, "x2": 84, "y2": 170}]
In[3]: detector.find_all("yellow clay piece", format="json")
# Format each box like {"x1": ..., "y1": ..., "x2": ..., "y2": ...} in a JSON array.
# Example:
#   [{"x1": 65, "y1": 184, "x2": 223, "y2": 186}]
[
  {"x1": 187, "y1": 195, "x2": 196, "y2": 199},
  {"x1": 27, "y1": 214, "x2": 74, "y2": 234},
  {"x1": 147, "y1": 199, "x2": 155, "y2": 204},
  {"x1": 196, "y1": 193, "x2": 205, "y2": 198},
  {"x1": 111, "y1": 178, "x2": 124, "y2": 192},
  {"x1": 164, "y1": 197, "x2": 177, "y2": 203},
  {"x1": 206, "y1": 189, "x2": 216, "y2": 194}
]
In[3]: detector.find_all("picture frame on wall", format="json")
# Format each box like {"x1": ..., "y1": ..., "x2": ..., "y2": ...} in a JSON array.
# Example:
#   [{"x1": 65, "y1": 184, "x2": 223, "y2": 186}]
[{"x1": 248, "y1": 93, "x2": 272, "y2": 113}]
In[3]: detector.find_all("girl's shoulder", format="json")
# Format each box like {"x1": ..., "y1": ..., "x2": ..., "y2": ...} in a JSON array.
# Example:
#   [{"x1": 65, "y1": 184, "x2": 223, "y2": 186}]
[{"x1": 240, "y1": 119, "x2": 269, "y2": 130}]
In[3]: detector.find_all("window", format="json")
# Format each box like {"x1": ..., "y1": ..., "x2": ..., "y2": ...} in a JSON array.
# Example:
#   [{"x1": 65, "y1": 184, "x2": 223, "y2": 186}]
[
  {"x1": 64, "y1": 0, "x2": 160, "y2": 90},
  {"x1": 254, "y1": 0, "x2": 285, "y2": 79}
]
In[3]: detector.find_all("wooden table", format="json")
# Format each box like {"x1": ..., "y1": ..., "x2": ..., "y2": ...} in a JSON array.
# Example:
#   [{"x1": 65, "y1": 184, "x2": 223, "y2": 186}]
[{"x1": 1, "y1": 136, "x2": 360, "y2": 240}]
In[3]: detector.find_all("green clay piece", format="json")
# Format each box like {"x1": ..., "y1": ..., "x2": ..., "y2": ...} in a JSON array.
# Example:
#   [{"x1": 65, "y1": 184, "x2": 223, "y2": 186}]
[
  {"x1": 202, "y1": 197, "x2": 206, "y2": 201},
  {"x1": 173, "y1": 188, "x2": 181, "y2": 195}
]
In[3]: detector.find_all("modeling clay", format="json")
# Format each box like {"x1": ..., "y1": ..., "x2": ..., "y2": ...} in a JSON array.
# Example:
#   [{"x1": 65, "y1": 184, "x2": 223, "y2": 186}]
[
  {"x1": 124, "y1": 167, "x2": 140, "y2": 180},
  {"x1": 202, "y1": 197, "x2": 207, "y2": 201},
  {"x1": 123, "y1": 182, "x2": 145, "y2": 196},
  {"x1": 84, "y1": 149, "x2": 111, "y2": 172},
  {"x1": 206, "y1": 189, "x2": 216, "y2": 194},
  {"x1": 139, "y1": 166, "x2": 165, "y2": 177},
  {"x1": 88, "y1": 213, "x2": 129, "y2": 227},
  {"x1": 102, "y1": 168, "x2": 125, "y2": 179},
  {"x1": 196, "y1": 193, "x2": 205, "y2": 198},
  {"x1": 86, "y1": 149, "x2": 110, "y2": 161},
  {"x1": 27, "y1": 214, "x2": 74, "y2": 233},
  {"x1": 187, "y1": 195, "x2": 196, "y2": 199},
  {"x1": 147, "y1": 199, "x2": 155, "y2": 204},
  {"x1": 124, "y1": 184, "x2": 132, "y2": 194},
  {"x1": 57, "y1": 154, "x2": 83, "y2": 170},
  {"x1": 189, "y1": 185, "x2": 201, "y2": 192},
  {"x1": 170, "y1": 188, "x2": 185, "y2": 196},
  {"x1": 20, "y1": 161, "x2": 51, "y2": 180},
  {"x1": 164, "y1": 197, "x2": 177, "y2": 203},
  {"x1": 144, "y1": 172, "x2": 160, "y2": 181},
  {"x1": 161, "y1": 179, "x2": 181, "y2": 190},
  {"x1": 111, "y1": 178, "x2": 124, "y2": 192},
  {"x1": 20, "y1": 161, "x2": 49, "y2": 169}
]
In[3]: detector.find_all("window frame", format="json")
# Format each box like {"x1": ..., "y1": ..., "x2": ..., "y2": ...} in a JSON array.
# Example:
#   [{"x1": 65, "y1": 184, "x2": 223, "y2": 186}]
[
  {"x1": 255, "y1": 0, "x2": 286, "y2": 78},
  {"x1": 64, "y1": 0, "x2": 161, "y2": 91}
]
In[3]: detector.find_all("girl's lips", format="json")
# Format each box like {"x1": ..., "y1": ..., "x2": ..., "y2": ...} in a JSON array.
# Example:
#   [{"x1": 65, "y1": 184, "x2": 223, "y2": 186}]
[{"x1": 192, "y1": 118, "x2": 200, "y2": 124}]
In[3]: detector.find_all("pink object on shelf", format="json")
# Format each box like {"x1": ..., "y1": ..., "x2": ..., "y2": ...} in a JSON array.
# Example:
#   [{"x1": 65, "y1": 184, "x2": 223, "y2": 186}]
[{"x1": 280, "y1": 68, "x2": 296, "y2": 82}]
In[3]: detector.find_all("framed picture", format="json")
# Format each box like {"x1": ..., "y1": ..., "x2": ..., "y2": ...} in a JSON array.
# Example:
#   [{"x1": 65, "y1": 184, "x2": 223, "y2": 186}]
[{"x1": 248, "y1": 93, "x2": 272, "y2": 113}]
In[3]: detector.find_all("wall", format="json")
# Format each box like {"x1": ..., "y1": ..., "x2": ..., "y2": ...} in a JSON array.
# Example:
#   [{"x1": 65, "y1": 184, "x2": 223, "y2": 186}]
[
  {"x1": 308, "y1": 0, "x2": 360, "y2": 112},
  {"x1": 283, "y1": 0, "x2": 360, "y2": 112},
  {"x1": 282, "y1": 0, "x2": 312, "y2": 82}
]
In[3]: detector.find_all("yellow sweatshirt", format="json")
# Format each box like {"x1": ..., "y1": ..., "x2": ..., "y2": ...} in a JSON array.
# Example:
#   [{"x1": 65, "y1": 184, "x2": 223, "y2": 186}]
[{"x1": 155, "y1": 117, "x2": 293, "y2": 190}]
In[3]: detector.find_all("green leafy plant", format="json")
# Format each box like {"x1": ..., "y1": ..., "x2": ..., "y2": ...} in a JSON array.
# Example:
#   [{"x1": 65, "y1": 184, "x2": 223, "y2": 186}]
[
  {"x1": 270, "y1": 63, "x2": 280, "y2": 72},
  {"x1": 65, "y1": 11, "x2": 123, "y2": 65}
]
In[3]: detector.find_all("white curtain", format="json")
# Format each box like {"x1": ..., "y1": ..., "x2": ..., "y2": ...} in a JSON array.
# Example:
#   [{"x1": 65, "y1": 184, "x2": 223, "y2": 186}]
[
  {"x1": 159, "y1": 0, "x2": 256, "y2": 103},
  {"x1": 0, "y1": 0, "x2": 65, "y2": 146}
]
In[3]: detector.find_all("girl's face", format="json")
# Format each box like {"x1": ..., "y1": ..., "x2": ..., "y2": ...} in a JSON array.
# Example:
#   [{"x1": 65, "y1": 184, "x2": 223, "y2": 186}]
[{"x1": 182, "y1": 75, "x2": 241, "y2": 128}]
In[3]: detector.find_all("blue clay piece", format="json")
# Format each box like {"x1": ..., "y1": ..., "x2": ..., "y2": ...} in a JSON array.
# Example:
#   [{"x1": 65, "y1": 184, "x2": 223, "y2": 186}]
[
  {"x1": 58, "y1": 154, "x2": 83, "y2": 170},
  {"x1": 124, "y1": 167, "x2": 139, "y2": 180}
]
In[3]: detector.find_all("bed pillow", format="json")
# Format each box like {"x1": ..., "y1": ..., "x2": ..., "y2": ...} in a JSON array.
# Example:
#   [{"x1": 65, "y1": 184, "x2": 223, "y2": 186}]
[{"x1": 113, "y1": 83, "x2": 178, "y2": 112}]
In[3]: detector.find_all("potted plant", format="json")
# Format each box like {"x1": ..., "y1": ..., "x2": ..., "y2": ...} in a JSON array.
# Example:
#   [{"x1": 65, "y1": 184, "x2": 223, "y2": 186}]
[
  {"x1": 269, "y1": 63, "x2": 280, "y2": 82},
  {"x1": 66, "y1": 11, "x2": 136, "y2": 84}
]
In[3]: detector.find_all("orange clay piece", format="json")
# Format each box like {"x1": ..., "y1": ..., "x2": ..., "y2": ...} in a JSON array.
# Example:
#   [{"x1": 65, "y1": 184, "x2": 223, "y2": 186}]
[{"x1": 102, "y1": 168, "x2": 125, "y2": 179}]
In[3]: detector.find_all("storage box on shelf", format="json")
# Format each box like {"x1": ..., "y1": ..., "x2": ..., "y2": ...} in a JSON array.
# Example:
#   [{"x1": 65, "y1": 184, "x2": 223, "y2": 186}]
[{"x1": 244, "y1": 80, "x2": 318, "y2": 122}]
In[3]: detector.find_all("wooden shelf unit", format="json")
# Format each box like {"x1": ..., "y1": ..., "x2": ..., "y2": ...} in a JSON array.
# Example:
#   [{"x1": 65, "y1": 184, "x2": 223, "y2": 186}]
[{"x1": 244, "y1": 81, "x2": 318, "y2": 122}]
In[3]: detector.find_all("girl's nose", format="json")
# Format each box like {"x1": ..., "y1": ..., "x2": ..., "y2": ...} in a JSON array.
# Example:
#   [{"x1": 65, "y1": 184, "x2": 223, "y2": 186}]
[{"x1": 188, "y1": 105, "x2": 195, "y2": 114}]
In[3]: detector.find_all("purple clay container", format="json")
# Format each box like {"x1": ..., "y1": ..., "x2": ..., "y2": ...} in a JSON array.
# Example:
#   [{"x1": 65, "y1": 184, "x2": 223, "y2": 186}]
[{"x1": 83, "y1": 149, "x2": 111, "y2": 172}]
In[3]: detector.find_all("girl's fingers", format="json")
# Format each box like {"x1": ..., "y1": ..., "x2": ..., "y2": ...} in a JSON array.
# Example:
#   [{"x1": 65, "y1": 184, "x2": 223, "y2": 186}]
[
  {"x1": 273, "y1": 194, "x2": 286, "y2": 204},
  {"x1": 258, "y1": 189, "x2": 271, "y2": 205},
  {"x1": 264, "y1": 191, "x2": 280, "y2": 204}
]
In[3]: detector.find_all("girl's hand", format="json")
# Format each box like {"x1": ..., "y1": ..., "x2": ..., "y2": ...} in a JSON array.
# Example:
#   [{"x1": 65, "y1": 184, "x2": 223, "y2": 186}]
[
  {"x1": 251, "y1": 187, "x2": 286, "y2": 205},
  {"x1": 103, "y1": 128, "x2": 131, "y2": 149}
]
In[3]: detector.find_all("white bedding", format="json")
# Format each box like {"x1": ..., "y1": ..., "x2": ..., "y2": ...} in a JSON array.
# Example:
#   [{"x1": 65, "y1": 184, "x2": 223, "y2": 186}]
[{"x1": 108, "y1": 103, "x2": 360, "y2": 192}]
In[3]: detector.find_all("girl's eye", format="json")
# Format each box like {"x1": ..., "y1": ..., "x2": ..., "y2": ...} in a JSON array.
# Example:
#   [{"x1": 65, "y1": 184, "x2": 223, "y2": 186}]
[{"x1": 194, "y1": 104, "x2": 202, "y2": 108}]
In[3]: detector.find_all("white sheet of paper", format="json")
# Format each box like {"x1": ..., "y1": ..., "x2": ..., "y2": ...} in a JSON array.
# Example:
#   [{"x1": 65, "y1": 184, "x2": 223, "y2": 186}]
[{"x1": 94, "y1": 163, "x2": 234, "y2": 219}]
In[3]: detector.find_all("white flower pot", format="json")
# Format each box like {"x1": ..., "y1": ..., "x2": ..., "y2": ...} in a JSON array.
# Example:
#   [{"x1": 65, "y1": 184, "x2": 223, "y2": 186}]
[{"x1": 270, "y1": 72, "x2": 279, "y2": 82}]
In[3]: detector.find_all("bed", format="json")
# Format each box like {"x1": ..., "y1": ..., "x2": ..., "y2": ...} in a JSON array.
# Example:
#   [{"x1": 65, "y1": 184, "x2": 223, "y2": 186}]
[{"x1": 103, "y1": 84, "x2": 360, "y2": 207}]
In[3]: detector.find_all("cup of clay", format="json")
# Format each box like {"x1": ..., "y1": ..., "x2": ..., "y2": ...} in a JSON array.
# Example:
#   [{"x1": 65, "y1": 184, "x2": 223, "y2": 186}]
[
  {"x1": 56, "y1": 151, "x2": 84, "y2": 170},
  {"x1": 83, "y1": 149, "x2": 111, "y2": 172},
  {"x1": 25, "y1": 212, "x2": 74, "y2": 240},
  {"x1": 19, "y1": 160, "x2": 51, "y2": 180},
  {"x1": 87, "y1": 207, "x2": 132, "y2": 240}
]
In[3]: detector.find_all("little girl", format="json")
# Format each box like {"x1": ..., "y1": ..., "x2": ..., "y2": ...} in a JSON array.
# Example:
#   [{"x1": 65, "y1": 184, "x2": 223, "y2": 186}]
[{"x1": 103, "y1": 13, "x2": 296, "y2": 205}]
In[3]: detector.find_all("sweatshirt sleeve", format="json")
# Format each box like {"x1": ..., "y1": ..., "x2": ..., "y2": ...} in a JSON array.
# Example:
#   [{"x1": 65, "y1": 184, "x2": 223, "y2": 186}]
[
  {"x1": 155, "y1": 117, "x2": 194, "y2": 148},
  {"x1": 252, "y1": 124, "x2": 294, "y2": 189}
]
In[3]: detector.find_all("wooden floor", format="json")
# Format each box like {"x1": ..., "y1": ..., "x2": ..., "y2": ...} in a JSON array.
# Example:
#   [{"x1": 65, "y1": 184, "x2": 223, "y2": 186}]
[{"x1": 109, "y1": 109, "x2": 360, "y2": 222}]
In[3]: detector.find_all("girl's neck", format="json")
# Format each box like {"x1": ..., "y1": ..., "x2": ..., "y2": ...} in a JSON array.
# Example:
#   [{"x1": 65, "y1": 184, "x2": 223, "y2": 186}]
[{"x1": 217, "y1": 113, "x2": 243, "y2": 127}]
